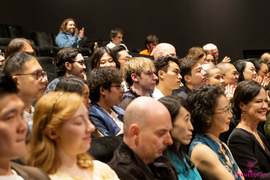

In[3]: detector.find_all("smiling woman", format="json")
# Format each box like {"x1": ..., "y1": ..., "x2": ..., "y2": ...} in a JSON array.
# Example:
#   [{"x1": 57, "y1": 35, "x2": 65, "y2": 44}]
[
  {"x1": 228, "y1": 81, "x2": 270, "y2": 179},
  {"x1": 26, "y1": 92, "x2": 119, "y2": 180}
]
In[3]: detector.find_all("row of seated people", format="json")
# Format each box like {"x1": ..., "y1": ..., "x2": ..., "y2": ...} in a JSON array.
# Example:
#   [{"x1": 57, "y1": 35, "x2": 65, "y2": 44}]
[{"x1": 1, "y1": 35, "x2": 270, "y2": 179}]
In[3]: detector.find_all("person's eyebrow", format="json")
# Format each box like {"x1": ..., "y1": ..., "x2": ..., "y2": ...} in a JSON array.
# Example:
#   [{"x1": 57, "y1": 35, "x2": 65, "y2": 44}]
[{"x1": 1, "y1": 108, "x2": 19, "y2": 118}]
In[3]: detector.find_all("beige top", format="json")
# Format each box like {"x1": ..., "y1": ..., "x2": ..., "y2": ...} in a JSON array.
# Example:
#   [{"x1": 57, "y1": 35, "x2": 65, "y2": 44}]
[{"x1": 49, "y1": 160, "x2": 119, "y2": 180}]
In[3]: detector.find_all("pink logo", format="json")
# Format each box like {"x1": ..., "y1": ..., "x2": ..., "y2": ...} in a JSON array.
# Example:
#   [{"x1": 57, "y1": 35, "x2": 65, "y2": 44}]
[{"x1": 247, "y1": 162, "x2": 254, "y2": 173}]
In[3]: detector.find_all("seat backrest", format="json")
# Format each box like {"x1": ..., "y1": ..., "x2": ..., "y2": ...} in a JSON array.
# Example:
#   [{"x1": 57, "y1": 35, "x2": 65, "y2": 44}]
[
  {"x1": 0, "y1": 24, "x2": 9, "y2": 38},
  {"x1": 36, "y1": 57, "x2": 57, "y2": 83},
  {"x1": 8, "y1": 25, "x2": 23, "y2": 38},
  {"x1": 31, "y1": 31, "x2": 54, "y2": 47}
]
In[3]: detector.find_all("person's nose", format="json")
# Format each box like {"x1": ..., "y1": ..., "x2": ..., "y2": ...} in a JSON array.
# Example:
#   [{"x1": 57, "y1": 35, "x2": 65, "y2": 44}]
[
  {"x1": 262, "y1": 100, "x2": 268, "y2": 109},
  {"x1": 202, "y1": 69, "x2": 206, "y2": 76},
  {"x1": 17, "y1": 114, "x2": 28, "y2": 134},
  {"x1": 86, "y1": 120, "x2": 95, "y2": 133},
  {"x1": 220, "y1": 77, "x2": 225, "y2": 85},
  {"x1": 189, "y1": 121, "x2": 194, "y2": 132},
  {"x1": 153, "y1": 73, "x2": 158, "y2": 81},
  {"x1": 178, "y1": 73, "x2": 182, "y2": 80},
  {"x1": 164, "y1": 132, "x2": 173, "y2": 146}
]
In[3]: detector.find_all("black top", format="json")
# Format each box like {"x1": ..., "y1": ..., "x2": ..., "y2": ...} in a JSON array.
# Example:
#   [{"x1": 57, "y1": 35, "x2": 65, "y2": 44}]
[
  {"x1": 108, "y1": 141, "x2": 178, "y2": 180},
  {"x1": 172, "y1": 85, "x2": 191, "y2": 99},
  {"x1": 228, "y1": 128, "x2": 270, "y2": 180}
]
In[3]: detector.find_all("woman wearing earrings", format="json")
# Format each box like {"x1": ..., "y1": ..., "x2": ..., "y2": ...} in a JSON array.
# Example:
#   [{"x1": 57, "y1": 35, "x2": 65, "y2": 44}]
[
  {"x1": 187, "y1": 85, "x2": 244, "y2": 180},
  {"x1": 26, "y1": 92, "x2": 119, "y2": 180}
]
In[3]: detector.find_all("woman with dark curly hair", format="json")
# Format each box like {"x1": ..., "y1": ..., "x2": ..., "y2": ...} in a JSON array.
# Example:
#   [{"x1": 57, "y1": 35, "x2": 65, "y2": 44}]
[
  {"x1": 158, "y1": 95, "x2": 202, "y2": 180},
  {"x1": 228, "y1": 81, "x2": 270, "y2": 179},
  {"x1": 88, "y1": 67, "x2": 124, "y2": 136},
  {"x1": 187, "y1": 85, "x2": 243, "y2": 180},
  {"x1": 55, "y1": 18, "x2": 84, "y2": 48},
  {"x1": 89, "y1": 47, "x2": 120, "y2": 71}
]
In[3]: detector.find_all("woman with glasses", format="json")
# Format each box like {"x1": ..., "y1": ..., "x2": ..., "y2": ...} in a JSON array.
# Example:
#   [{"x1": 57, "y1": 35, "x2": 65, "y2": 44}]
[
  {"x1": 26, "y1": 92, "x2": 119, "y2": 180},
  {"x1": 187, "y1": 85, "x2": 244, "y2": 180},
  {"x1": 228, "y1": 81, "x2": 270, "y2": 179},
  {"x1": 88, "y1": 67, "x2": 124, "y2": 136}
]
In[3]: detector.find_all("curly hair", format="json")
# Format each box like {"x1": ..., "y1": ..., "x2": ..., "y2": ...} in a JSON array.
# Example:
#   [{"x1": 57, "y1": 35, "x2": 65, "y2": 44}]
[
  {"x1": 88, "y1": 67, "x2": 123, "y2": 102},
  {"x1": 59, "y1": 18, "x2": 76, "y2": 33},
  {"x1": 187, "y1": 85, "x2": 225, "y2": 134},
  {"x1": 5, "y1": 38, "x2": 36, "y2": 58},
  {"x1": 56, "y1": 47, "x2": 81, "y2": 77},
  {"x1": 89, "y1": 47, "x2": 120, "y2": 70},
  {"x1": 232, "y1": 81, "x2": 264, "y2": 120}
]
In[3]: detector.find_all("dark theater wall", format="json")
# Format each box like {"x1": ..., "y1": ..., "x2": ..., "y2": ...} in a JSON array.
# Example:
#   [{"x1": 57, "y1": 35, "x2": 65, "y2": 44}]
[{"x1": 1, "y1": 0, "x2": 270, "y2": 62}]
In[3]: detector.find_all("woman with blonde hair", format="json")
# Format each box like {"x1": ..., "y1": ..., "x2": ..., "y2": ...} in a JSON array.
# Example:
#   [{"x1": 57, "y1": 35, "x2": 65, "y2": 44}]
[{"x1": 26, "y1": 92, "x2": 119, "y2": 180}]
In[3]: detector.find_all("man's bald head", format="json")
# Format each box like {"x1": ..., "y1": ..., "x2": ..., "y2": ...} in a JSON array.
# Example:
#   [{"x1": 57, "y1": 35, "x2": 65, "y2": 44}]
[
  {"x1": 123, "y1": 97, "x2": 170, "y2": 137},
  {"x1": 150, "y1": 43, "x2": 176, "y2": 60},
  {"x1": 217, "y1": 62, "x2": 239, "y2": 86}
]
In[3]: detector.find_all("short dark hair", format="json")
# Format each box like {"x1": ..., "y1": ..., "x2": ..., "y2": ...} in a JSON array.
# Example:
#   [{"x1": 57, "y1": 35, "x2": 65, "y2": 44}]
[
  {"x1": 233, "y1": 60, "x2": 247, "y2": 83},
  {"x1": 154, "y1": 56, "x2": 180, "y2": 85},
  {"x1": 249, "y1": 59, "x2": 266, "y2": 73},
  {"x1": 56, "y1": 47, "x2": 81, "y2": 77},
  {"x1": 180, "y1": 57, "x2": 200, "y2": 85},
  {"x1": 187, "y1": 85, "x2": 225, "y2": 134},
  {"x1": 232, "y1": 81, "x2": 264, "y2": 120},
  {"x1": 110, "y1": 28, "x2": 123, "y2": 39},
  {"x1": 89, "y1": 67, "x2": 122, "y2": 102},
  {"x1": 5, "y1": 38, "x2": 36, "y2": 59},
  {"x1": 0, "y1": 72, "x2": 18, "y2": 98},
  {"x1": 89, "y1": 47, "x2": 120, "y2": 70},
  {"x1": 55, "y1": 75, "x2": 86, "y2": 95},
  {"x1": 111, "y1": 45, "x2": 127, "y2": 61},
  {"x1": 3, "y1": 52, "x2": 35, "y2": 76},
  {"x1": 145, "y1": 35, "x2": 159, "y2": 49}
]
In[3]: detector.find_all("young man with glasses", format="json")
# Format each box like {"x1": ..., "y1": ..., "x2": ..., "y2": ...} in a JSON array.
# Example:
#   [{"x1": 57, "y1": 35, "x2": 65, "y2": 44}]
[
  {"x1": 45, "y1": 47, "x2": 86, "y2": 94},
  {"x1": 3, "y1": 52, "x2": 48, "y2": 129}
]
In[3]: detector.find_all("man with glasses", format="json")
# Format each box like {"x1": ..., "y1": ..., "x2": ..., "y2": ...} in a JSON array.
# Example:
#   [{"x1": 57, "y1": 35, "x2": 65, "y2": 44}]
[
  {"x1": 3, "y1": 52, "x2": 48, "y2": 129},
  {"x1": 203, "y1": 43, "x2": 231, "y2": 64},
  {"x1": 45, "y1": 47, "x2": 86, "y2": 94}
]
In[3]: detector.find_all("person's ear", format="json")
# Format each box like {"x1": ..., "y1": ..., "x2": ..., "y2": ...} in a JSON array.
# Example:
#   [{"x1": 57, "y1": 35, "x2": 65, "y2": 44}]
[
  {"x1": 130, "y1": 124, "x2": 140, "y2": 145},
  {"x1": 146, "y1": 44, "x2": 150, "y2": 50},
  {"x1": 45, "y1": 128, "x2": 58, "y2": 140},
  {"x1": 158, "y1": 70, "x2": 165, "y2": 81},
  {"x1": 131, "y1": 73, "x2": 139, "y2": 83},
  {"x1": 239, "y1": 102, "x2": 246, "y2": 112},
  {"x1": 65, "y1": 62, "x2": 72, "y2": 71},
  {"x1": 100, "y1": 86, "x2": 107, "y2": 96},
  {"x1": 12, "y1": 76, "x2": 20, "y2": 89},
  {"x1": 184, "y1": 75, "x2": 191, "y2": 83}
]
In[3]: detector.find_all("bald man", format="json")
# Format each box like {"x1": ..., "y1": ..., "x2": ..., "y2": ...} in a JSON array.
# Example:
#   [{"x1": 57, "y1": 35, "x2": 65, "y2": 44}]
[
  {"x1": 216, "y1": 62, "x2": 239, "y2": 87},
  {"x1": 150, "y1": 43, "x2": 176, "y2": 60},
  {"x1": 108, "y1": 97, "x2": 177, "y2": 180}
]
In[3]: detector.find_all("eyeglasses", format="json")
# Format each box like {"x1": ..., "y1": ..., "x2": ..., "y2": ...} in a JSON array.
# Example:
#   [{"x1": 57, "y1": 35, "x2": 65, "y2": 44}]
[
  {"x1": 215, "y1": 106, "x2": 232, "y2": 114},
  {"x1": 73, "y1": 60, "x2": 85, "y2": 66},
  {"x1": 110, "y1": 84, "x2": 125, "y2": 91},
  {"x1": 16, "y1": 71, "x2": 47, "y2": 81}
]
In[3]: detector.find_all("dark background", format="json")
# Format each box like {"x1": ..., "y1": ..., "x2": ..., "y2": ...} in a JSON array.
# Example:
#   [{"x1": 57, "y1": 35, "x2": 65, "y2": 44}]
[{"x1": 1, "y1": 0, "x2": 270, "y2": 62}]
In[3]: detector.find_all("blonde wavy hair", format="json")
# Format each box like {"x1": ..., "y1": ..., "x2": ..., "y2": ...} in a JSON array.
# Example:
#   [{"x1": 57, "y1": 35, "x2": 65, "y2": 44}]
[
  {"x1": 26, "y1": 92, "x2": 93, "y2": 174},
  {"x1": 59, "y1": 18, "x2": 76, "y2": 33}
]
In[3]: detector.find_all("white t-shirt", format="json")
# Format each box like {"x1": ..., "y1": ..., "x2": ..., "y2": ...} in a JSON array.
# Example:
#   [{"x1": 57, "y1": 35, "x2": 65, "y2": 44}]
[
  {"x1": 0, "y1": 170, "x2": 24, "y2": 180},
  {"x1": 152, "y1": 87, "x2": 164, "y2": 100}
]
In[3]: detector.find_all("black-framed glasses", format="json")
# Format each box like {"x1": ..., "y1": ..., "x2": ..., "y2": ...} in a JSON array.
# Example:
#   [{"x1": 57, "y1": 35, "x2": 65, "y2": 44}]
[
  {"x1": 16, "y1": 71, "x2": 47, "y2": 81},
  {"x1": 215, "y1": 106, "x2": 232, "y2": 114},
  {"x1": 110, "y1": 84, "x2": 125, "y2": 91},
  {"x1": 73, "y1": 60, "x2": 85, "y2": 66}
]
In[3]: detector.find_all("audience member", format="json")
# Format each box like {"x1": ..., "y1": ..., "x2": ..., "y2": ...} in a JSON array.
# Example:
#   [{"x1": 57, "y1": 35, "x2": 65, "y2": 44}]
[
  {"x1": 89, "y1": 47, "x2": 120, "y2": 71},
  {"x1": 139, "y1": 35, "x2": 159, "y2": 56},
  {"x1": 159, "y1": 95, "x2": 202, "y2": 180},
  {"x1": 205, "y1": 53, "x2": 215, "y2": 64},
  {"x1": 118, "y1": 57, "x2": 157, "y2": 110},
  {"x1": 202, "y1": 64, "x2": 224, "y2": 86},
  {"x1": 228, "y1": 81, "x2": 270, "y2": 179},
  {"x1": 234, "y1": 59, "x2": 256, "y2": 83},
  {"x1": 152, "y1": 56, "x2": 181, "y2": 100},
  {"x1": 186, "y1": 46, "x2": 207, "y2": 64},
  {"x1": 112, "y1": 45, "x2": 130, "y2": 70},
  {"x1": 3, "y1": 52, "x2": 48, "y2": 129},
  {"x1": 108, "y1": 97, "x2": 178, "y2": 180},
  {"x1": 261, "y1": 52, "x2": 270, "y2": 64},
  {"x1": 217, "y1": 62, "x2": 239, "y2": 87},
  {"x1": 5, "y1": 38, "x2": 36, "y2": 58},
  {"x1": 26, "y1": 92, "x2": 119, "y2": 179},
  {"x1": 187, "y1": 85, "x2": 243, "y2": 180},
  {"x1": 0, "y1": 50, "x2": 5, "y2": 71},
  {"x1": 251, "y1": 59, "x2": 269, "y2": 86},
  {"x1": 106, "y1": 28, "x2": 128, "y2": 51},
  {"x1": 172, "y1": 58, "x2": 206, "y2": 99},
  {"x1": 0, "y1": 72, "x2": 50, "y2": 179},
  {"x1": 88, "y1": 67, "x2": 124, "y2": 136},
  {"x1": 55, "y1": 18, "x2": 84, "y2": 48},
  {"x1": 203, "y1": 43, "x2": 230, "y2": 64},
  {"x1": 150, "y1": 43, "x2": 176, "y2": 60},
  {"x1": 45, "y1": 47, "x2": 86, "y2": 94}
]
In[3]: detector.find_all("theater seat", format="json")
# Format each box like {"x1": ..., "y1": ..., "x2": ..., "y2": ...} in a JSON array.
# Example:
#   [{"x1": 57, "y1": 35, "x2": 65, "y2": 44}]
[
  {"x1": 0, "y1": 24, "x2": 9, "y2": 38},
  {"x1": 8, "y1": 25, "x2": 23, "y2": 38},
  {"x1": 31, "y1": 31, "x2": 55, "y2": 47},
  {"x1": 36, "y1": 57, "x2": 57, "y2": 83}
]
